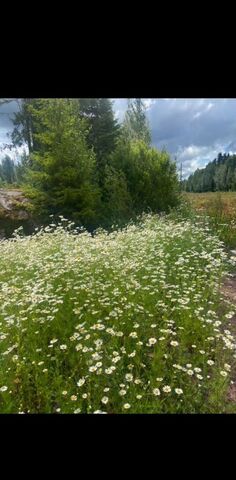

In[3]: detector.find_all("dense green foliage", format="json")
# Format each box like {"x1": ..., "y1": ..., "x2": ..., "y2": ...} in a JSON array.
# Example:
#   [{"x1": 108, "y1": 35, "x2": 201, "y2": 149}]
[
  {"x1": 108, "y1": 140, "x2": 179, "y2": 216},
  {"x1": 8, "y1": 98, "x2": 179, "y2": 229},
  {"x1": 22, "y1": 99, "x2": 100, "y2": 228},
  {"x1": 183, "y1": 153, "x2": 236, "y2": 192},
  {"x1": 79, "y1": 98, "x2": 120, "y2": 186}
]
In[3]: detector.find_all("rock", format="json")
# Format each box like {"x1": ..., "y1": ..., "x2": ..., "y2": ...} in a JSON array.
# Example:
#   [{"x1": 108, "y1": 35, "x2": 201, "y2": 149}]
[
  {"x1": 0, "y1": 188, "x2": 35, "y2": 238},
  {"x1": 0, "y1": 188, "x2": 30, "y2": 220}
]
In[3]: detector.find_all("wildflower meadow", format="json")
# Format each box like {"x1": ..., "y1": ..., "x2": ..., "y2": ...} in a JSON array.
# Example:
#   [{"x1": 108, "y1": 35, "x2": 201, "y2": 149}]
[{"x1": 0, "y1": 214, "x2": 236, "y2": 413}]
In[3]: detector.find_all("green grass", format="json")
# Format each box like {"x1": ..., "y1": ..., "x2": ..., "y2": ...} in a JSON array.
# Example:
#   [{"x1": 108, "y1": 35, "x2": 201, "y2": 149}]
[{"x1": 0, "y1": 215, "x2": 236, "y2": 413}]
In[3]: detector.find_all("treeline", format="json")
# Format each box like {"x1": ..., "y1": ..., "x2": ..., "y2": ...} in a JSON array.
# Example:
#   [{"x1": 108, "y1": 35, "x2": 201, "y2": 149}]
[
  {"x1": 1, "y1": 99, "x2": 179, "y2": 229},
  {"x1": 183, "y1": 153, "x2": 236, "y2": 192}
]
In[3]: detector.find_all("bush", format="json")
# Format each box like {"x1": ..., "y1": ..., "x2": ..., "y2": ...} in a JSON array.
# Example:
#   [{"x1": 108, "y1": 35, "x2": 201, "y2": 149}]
[{"x1": 109, "y1": 140, "x2": 180, "y2": 216}]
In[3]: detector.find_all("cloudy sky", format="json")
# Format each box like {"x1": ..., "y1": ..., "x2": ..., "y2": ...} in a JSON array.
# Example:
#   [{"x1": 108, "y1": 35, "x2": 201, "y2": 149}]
[{"x1": 1, "y1": 98, "x2": 236, "y2": 178}]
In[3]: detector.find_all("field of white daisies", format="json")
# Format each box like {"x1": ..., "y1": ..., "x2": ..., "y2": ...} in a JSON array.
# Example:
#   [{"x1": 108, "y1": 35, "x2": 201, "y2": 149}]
[{"x1": 0, "y1": 214, "x2": 236, "y2": 414}]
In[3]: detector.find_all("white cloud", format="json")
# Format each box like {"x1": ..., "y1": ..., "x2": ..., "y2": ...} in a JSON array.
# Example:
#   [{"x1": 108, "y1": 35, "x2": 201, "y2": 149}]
[
  {"x1": 175, "y1": 143, "x2": 227, "y2": 178},
  {"x1": 206, "y1": 102, "x2": 214, "y2": 112},
  {"x1": 192, "y1": 103, "x2": 214, "y2": 121},
  {"x1": 143, "y1": 99, "x2": 156, "y2": 110}
]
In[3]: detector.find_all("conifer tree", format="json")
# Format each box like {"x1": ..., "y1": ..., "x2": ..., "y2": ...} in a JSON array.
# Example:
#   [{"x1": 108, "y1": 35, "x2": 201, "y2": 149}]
[
  {"x1": 79, "y1": 98, "x2": 120, "y2": 185},
  {"x1": 24, "y1": 99, "x2": 100, "y2": 226}
]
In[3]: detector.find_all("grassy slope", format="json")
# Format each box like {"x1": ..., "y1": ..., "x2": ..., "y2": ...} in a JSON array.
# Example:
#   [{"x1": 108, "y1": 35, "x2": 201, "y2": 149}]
[
  {"x1": 183, "y1": 192, "x2": 236, "y2": 249},
  {"x1": 185, "y1": 192, "x2": 236, "y2": 216}
]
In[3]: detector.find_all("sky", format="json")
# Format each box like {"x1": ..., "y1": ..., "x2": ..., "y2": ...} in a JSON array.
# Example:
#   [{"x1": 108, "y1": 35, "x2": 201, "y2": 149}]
[
  {"x1": 113, "y1": 98, "x2": 236, "y2": 178},
  {"x1": 1, "y1": 98, "x2": 236, "y2": 179}
]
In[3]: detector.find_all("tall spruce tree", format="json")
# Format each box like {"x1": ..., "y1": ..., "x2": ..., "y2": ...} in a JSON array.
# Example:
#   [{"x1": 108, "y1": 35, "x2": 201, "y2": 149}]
[
  {"x1": 23, "y1": 99, "x2": 100, "y2": 226},
  {"x1": 79, "y1": 98, "x2": 120, "y2": 185}
]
